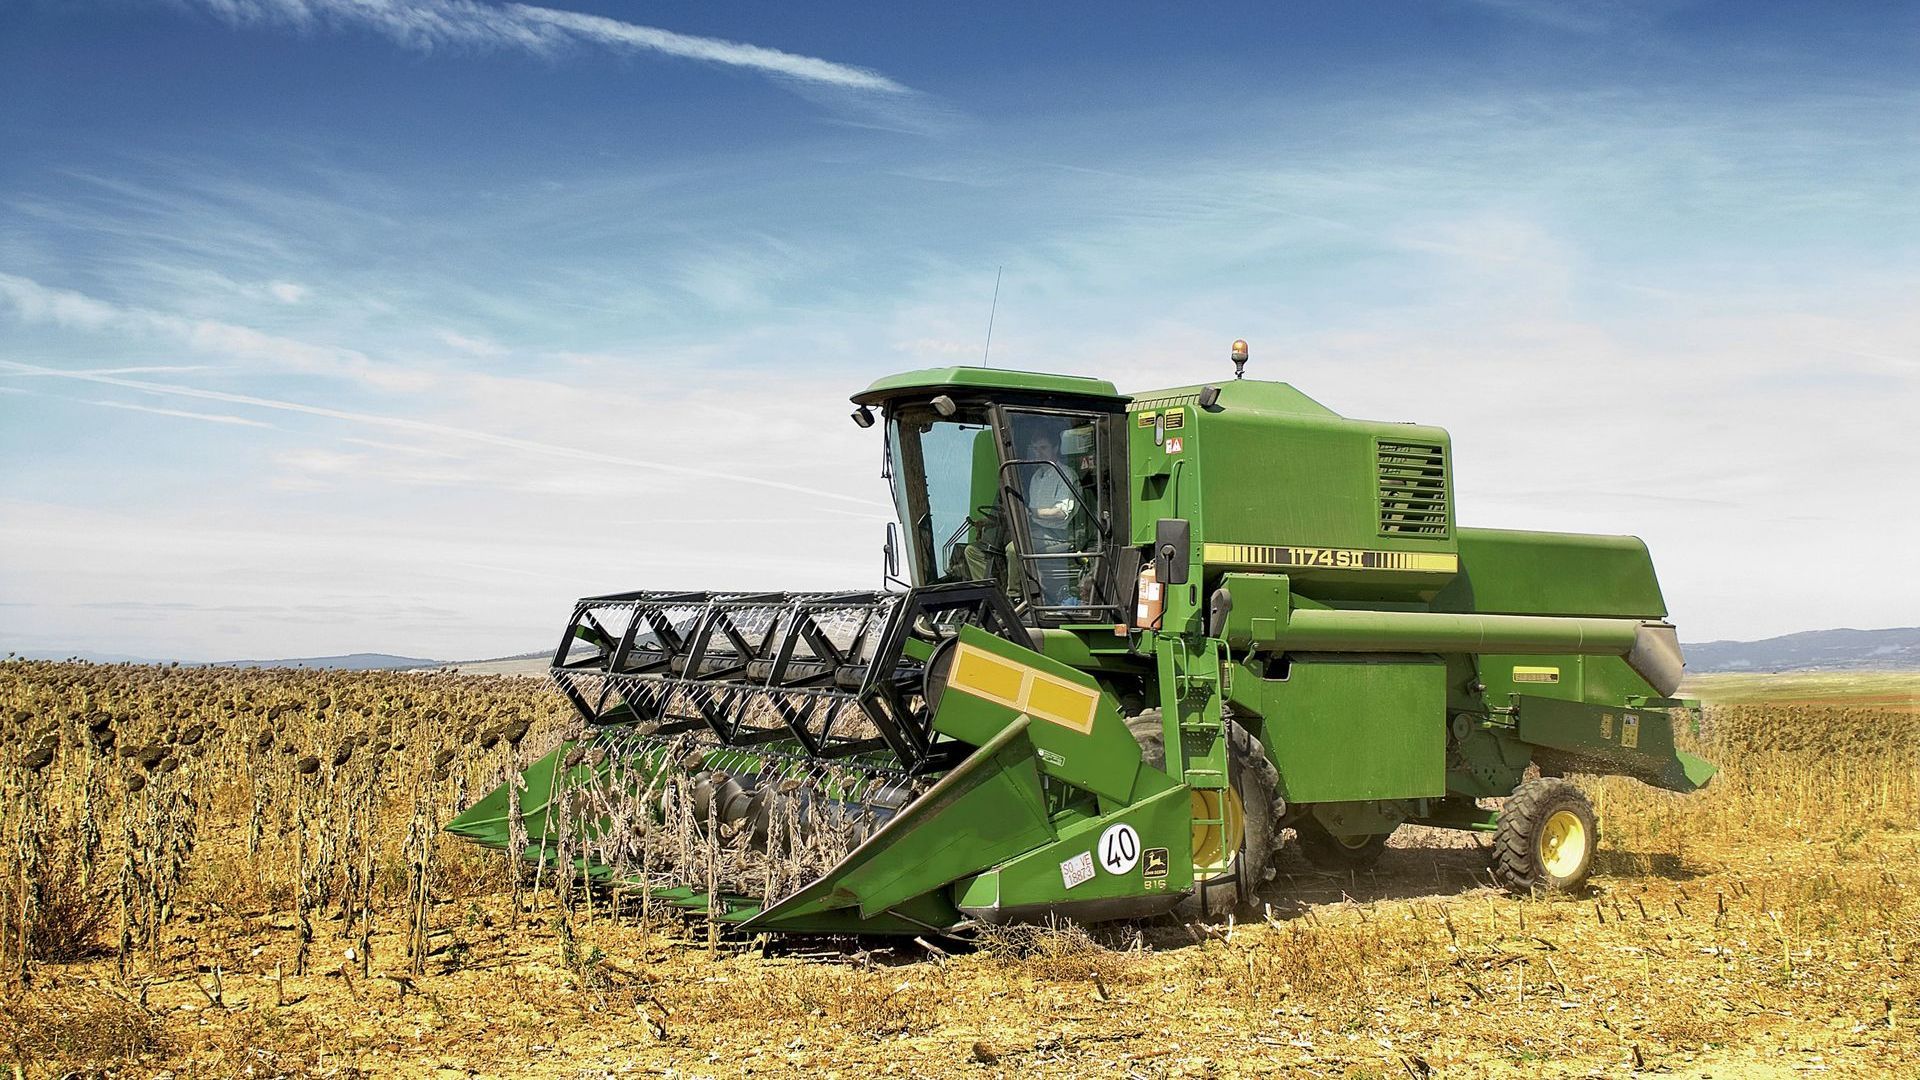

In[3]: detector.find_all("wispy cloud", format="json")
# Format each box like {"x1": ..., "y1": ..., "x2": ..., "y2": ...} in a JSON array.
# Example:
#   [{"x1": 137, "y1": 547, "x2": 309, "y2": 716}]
[
  {"x1": 339, "y1": 436, "x2": 465, "y2": 458},
  {"x1": 8, "y1": 365, "x2": 220, "y2": 377},
  {"x1": 181, "y1": 0, "x2": 909, "y2": 93},
  {"x1": 1457, "y1": 0, "x2": 1634, "y2": 33},
  {"x1": 0, "y1": 272, "x2": 425, "y2": 390},
  {"x1": 436, "y1": 329, "x2": 505, "y2": 356},
  {"x1": 0, "y1": 360, "x2": 887, "y2": 507}
]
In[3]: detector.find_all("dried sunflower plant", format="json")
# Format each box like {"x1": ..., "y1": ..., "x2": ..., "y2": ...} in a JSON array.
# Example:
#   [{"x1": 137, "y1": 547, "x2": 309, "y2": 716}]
[{"x1": 0, "y1": 661, "x2": 569, "y2": 993}]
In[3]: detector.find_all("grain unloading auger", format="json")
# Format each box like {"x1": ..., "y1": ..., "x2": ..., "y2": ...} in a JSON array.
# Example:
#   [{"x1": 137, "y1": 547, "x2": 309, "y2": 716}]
[{"x1": 449, "y1": 345, "x2": 1718, "y2": 934}]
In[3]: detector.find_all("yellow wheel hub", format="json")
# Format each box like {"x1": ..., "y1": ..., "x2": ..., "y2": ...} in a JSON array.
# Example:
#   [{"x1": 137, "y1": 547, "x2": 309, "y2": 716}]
[
  {"x1": 1537, "y1": 809, "x2": 1588, "y2": 879},
  {"x1": 1334, "y1": 832, "x2": 1373, "y2": 850},
  {"x1": 1190, "y1": 787, "x2": 1246, "y2": 880}
]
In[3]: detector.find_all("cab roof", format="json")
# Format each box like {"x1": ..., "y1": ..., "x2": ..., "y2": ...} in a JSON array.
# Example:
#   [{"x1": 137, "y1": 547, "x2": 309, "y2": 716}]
[{"x1": 853, "y1": 366, "x2": 1124, "y2": 406}]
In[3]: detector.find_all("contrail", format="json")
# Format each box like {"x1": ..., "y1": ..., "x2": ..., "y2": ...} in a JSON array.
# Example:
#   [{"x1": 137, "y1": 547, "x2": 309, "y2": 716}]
[
  {"x1": 183, "y1": 0, "x2": 908, "y2": 93},
  {"x1": 85, "y1": 399, "x2": 276, "y2": 428},
  {"x1": 0, "y1": 361, "x2": 890, "y2": 508}
]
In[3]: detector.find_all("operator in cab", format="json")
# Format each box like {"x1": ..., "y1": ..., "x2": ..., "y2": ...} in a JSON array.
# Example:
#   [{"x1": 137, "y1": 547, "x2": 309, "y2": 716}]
[
  {"x1": 1024, "y1": 431, "x2": 1075, "y2": 540},
  {"x1": 1020, "y1": 427, "x2": 1089, "y2": 605}
]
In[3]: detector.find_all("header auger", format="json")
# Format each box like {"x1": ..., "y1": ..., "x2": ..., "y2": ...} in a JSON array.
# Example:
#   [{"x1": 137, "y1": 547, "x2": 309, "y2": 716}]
[{"x1": 449, "y1": 347, "x2": 1716, "y2": 934}]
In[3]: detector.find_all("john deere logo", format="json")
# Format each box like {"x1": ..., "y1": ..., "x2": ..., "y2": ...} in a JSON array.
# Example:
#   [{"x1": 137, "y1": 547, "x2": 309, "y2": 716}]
[{"x1": 1142, "y1": 847, "x2": 1170, "y2": 880}]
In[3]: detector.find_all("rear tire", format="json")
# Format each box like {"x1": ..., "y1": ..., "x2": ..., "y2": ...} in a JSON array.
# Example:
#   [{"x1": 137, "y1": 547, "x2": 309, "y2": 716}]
[
  {"x1": 1126, "y1": 711, "x2": 1281, "y2": 920},
  {"x1": 1295, "y1": 818, "x2": 1390, "y2": 871},
  {"x1": 1493, "y1": 778, "x2": 1597, "y2": 894}
]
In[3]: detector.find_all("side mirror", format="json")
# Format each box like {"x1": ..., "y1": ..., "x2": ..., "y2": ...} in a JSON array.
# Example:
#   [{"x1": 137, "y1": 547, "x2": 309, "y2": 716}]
[
  {"x1": 884, "y1": 522, "x2": 902, "y2": 580},
  {"x1": 1154, "y1": 517, "x2": 1191, "y2": 586}
]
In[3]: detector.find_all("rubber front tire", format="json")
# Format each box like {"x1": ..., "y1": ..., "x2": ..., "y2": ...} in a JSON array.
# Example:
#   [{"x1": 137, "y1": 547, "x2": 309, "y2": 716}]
[
  {"x1": 1493, "y1": 777, "x2": 1598, "y2": 894},
  {"x1": 1295, "y1": 818, "x2": 1390, "y2": 871},
  {"x1": 1126, "y1": 710, "x2": 1281, "y2": 920}
]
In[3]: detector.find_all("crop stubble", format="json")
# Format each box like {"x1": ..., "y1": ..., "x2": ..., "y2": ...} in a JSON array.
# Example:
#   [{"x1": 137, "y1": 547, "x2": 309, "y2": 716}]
[{"x1": 1, "y1": 662, "x2": 1915, "y2": 1078}]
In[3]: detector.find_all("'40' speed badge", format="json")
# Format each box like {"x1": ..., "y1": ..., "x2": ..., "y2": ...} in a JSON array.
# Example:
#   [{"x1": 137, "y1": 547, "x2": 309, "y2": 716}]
[{"x1": 1098, "y1": 823, "x2": 1141, "y2": 875}]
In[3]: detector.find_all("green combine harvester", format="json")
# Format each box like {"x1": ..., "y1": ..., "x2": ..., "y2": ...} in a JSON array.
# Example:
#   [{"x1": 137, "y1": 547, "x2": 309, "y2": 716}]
[{"x1": 449, "y1": 343, "x2": 1715, "y2": 934}]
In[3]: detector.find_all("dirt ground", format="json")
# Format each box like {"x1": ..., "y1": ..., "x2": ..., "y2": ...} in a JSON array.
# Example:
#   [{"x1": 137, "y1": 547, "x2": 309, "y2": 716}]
[
  {"x1": 5, "y1": 665, "x2": 1917, "y2": 1078},
  {"x1": 22, "y1": 832, "x2": 1914, "y2": 1078}
]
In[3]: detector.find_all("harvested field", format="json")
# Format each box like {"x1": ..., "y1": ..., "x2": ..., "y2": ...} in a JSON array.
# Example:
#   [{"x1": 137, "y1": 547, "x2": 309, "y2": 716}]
[
  {"x1": 1683, "y1": 670, "x2": 1920, "y2": 709},
  {"x1": 3, "y1": 661, "x2": 1916, "y2": 1078}
]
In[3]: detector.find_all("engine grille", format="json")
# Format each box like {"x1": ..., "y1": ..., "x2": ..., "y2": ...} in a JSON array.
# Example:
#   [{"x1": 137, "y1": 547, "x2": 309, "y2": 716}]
[{"x1": 1377, "y1": 440, "x2": 1449, "y2": 536}]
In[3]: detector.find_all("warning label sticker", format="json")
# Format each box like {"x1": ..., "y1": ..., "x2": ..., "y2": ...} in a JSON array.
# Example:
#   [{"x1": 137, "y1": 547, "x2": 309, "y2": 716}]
[
  {"x1": 1621, "y1": 714, "x2": 1641, "y2": 750},
  {"x1": 1060, "y1": 851, "x2": 1095, "y2": 890}
]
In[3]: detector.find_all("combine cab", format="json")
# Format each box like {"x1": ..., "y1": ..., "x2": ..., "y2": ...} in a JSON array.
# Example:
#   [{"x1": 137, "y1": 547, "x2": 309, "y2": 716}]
[{"x1": 449, "y1": 349, "x2": 1715, "y2": 933}]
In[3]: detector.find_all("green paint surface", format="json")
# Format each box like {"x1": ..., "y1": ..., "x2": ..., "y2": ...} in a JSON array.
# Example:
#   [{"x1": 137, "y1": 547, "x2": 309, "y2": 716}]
[{"x1": 1235, "y1": 657, "x2": 1448, "y2": 803}]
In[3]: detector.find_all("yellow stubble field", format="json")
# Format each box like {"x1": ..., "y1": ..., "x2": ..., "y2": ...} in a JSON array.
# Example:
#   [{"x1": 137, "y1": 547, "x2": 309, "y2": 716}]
[{"x1": 3, "y1": 662, "x2": 1916, "y2": 1078}]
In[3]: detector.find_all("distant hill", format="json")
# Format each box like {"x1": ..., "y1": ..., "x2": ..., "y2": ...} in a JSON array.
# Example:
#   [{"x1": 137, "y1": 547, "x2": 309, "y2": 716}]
[
  {"x1": 213, "y1": 653, "x2": 446, "y2": 671},
  {"x1": 435, "y1": 651, "x2": 549, "y2": 677},
  {"x1": 19, "y1": 628, "x2": 1918, "y2": 677},
  {"x1": 7, "y1": 649, "x2": 520, "y2": 672},
  {"x1": 446, "y1": 651, "x2": 547, "y2": 666},
  {"x1": 9, "y1": 649, "x2": 163, "y2": 664},
  {"x1": 1684, "y1": 627, "x2": 1920, "y2": 673}
]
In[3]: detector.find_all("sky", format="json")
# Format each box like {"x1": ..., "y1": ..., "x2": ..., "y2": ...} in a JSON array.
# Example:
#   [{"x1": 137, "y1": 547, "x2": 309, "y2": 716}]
[{"x1": 2, "y1": 0, "x2": 1916, "y2": 661}]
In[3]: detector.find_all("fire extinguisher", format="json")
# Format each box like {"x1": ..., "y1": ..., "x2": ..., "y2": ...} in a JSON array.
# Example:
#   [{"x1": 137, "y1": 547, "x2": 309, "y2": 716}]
[{"x1": 1135, "y1": 560, "x2": 1163, "y2": 630}]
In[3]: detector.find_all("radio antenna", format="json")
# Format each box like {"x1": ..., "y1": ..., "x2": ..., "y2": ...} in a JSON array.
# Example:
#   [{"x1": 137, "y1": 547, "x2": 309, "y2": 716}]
[{"x1": 982, "y1": 265, "x2": 1003, "y2": 366}]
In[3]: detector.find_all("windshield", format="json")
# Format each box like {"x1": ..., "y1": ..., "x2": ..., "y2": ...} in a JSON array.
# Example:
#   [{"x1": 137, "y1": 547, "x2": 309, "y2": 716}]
[
  {"x1": 888, "y1": 404, "x2": 1003, "y2": 587},
  {"x1": 888, "y1": 402, "x2": 1120, "y2": 622}
]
